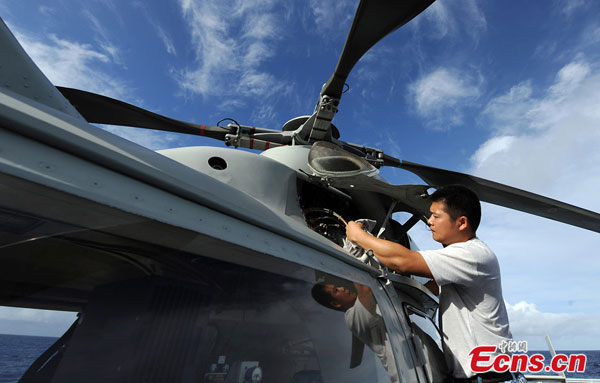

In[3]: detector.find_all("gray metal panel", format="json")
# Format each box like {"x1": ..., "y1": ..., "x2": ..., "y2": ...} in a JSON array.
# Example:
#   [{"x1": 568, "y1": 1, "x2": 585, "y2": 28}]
[
  {"x1": 0, "y1": 18, "x2": 84, "y2": 120},
  {"x1": 260, "y1": 145, "x2": 314, "y2": 174},
  {"x1": 371, "y1": 279, "x2": 423, "y2": 383},
  {"x1": 0, "y1": 99, "x2": 382, "y2": 282},
  {"x1": 0, "y1": 88, "x2": 339, "y2": 257},
  {"x1": 158, "y1": 146, "x2": 304, "y2": 221}
]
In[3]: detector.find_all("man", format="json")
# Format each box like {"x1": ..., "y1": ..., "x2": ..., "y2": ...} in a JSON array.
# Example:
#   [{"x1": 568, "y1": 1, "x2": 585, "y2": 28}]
[
  {"x1": 346, "y1": 185, "x2": 521, "y2": 383},
  {"x1": 312, "y1": 281, "x2": 399, "y2": 382}
]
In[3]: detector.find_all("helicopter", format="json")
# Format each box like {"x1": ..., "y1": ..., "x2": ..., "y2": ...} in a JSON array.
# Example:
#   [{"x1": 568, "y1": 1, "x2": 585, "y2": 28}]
[{"x1": 1, "y1": 0, "x2": 600, "y2": 382}]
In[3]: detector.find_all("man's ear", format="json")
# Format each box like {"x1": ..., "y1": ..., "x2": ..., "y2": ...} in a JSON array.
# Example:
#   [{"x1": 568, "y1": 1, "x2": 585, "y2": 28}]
[{"x1": 457, "y1": 216, "x2": 469, "y2": 231}]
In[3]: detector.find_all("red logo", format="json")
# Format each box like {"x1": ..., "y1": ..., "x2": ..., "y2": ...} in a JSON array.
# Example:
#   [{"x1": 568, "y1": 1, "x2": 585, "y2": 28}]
[{"x1": 469, "y1": 345, "x2": 587, "y2": 374}]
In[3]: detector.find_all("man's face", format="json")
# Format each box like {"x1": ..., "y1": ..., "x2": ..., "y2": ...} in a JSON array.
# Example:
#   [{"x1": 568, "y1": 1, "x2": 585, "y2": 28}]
[
  {"x1": 427, "y1": 201, "x2": 463, "y2": 245},
  {"x1": 323, "y1": 284, "x2": 357, "y2": 310}
]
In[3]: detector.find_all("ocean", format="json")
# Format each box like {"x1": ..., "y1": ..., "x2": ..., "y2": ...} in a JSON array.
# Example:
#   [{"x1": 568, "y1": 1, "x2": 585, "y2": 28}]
[
  {"x1": 523, "y1": 350, "x2": 600, "y2": 381},
  {"x1": 1, "y1": 334, "x2": 58, "y2": 383},
  {"x1": 1, "y1": 334, "x2": 600, "y2": 382}
]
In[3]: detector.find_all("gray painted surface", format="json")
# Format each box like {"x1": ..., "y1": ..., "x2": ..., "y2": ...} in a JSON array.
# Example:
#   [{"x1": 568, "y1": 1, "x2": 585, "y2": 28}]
[{"x1": 0, "y1": 18, "x2": 83, "y2": 120}]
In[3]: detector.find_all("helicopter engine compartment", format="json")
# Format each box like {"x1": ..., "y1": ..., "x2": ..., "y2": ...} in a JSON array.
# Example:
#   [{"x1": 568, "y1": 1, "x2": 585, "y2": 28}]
[
  {"x1": 302, "y1": 207, "x2": 347, "y2": 247},
  {"x1": 297, "y1": 177, "x2": 412, "y2": 250},
  {"x1": 158, "y1": 145, "x2": 413, "y2": 251},
  {"x1": 297, "y1": 179, "x2": 352, "y2": 247}
]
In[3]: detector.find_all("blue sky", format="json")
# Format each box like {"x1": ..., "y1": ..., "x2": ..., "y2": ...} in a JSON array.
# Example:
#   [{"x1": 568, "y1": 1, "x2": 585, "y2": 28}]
[{"x1": 1, "y1": 0, "x2": 599, "y2": 350}]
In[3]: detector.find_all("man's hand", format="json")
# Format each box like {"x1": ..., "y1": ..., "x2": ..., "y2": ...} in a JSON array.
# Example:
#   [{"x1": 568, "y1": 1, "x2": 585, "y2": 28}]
[
  {"x1": 346, "y1": 220, "x2": 433, "y2": 278},
  {"x1": 346, "y1": 220, "x2": 366, "y2": 243}
]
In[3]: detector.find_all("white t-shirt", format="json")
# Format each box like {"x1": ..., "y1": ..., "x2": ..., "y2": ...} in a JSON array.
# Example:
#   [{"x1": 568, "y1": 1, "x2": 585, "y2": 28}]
[
  {"x1": 420, "y1": 238, "x2": 512, "y2": 379},
  {"x1": 345, "y1": 299, "x2": 399, "y2": 383}
]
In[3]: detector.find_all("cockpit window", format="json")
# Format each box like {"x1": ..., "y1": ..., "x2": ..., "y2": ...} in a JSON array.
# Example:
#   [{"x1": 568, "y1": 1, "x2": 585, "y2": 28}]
[
  {"x1": 405, "y1": 305, "x2": 450, "y2": 383},
  {"x1": 1, "y1": 224, "x2": 396, "y2": 383}
]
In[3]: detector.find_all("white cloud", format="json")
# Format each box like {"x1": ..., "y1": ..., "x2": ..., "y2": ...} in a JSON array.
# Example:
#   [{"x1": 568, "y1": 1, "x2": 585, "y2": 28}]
[
  {"x1": 470, "y1": 136, "x2": 516, "y2": 169},
  {"x1": 506, "y1": 301, "x2": 600, "y2": 350},
  {"x1": 242, "y1": 12, "x2": 279, "y2": 40},
  {"x1": 176, "y1": 0, "x2": 287, "y2": 101},
  {"x1": 468, "y1": 57, "x2": 600, "y2": 349},
  {"x1": 477, "y1": 201, "x2": 600, "y2": 317},
  {"x1": 482, "y1": 82, "x2": 535, "y2": 134},
  {"x1": 9, "y1": 24, "x2": 158, "y2": 148},
  {"x1": 99, "y1": 125, "x2": 186, "y2": 151},
  {"x1": 464, "y1": 0, "x2": 487, "y2": 37},
  {"x1": 422, "y1": 1, "x2": 455, "y2": 39},
  {"x1": 0, "y1": 306, "x2": 77, "y2": 337},
  {"x1": 585, "y1": 24, "x2": 600, "y2": 46},
  {"x1": 418, "y1": 0, "x2": 486, "y2": 42},
  {"x1": 473, "y1": 59, "x2": 600, "y2": 199},
  {"x1": 238, "y1": 71, "x2": 278, "y2": 97},
  {"x1": 375, "y1": 131, "x2": 405, "y2": 161},
  {"x1": 38, "y1": 5, "x2": 56, "y2": 17},
  {"x1": 82, "y1": 9, "x2": 123, "y2": 65},
  {"x1": 351, "y1": 45, "x2": 398, "y2": 100},
  {"x1": 252, "y1": 103, "x2": 277, "y2": 123},
  {"x1": 243, "y1": 42, "x2": 273, "y2": 68},
  {"x1": 134, "y1": 2, "x2": 177, "y2": 56},
  {"x1": 409, "y1": 67, "x2": 482, "y2": 129},
  {"x1": 156, "y1": 25, "x2": 177, "y2": 55},
  {"x1": 12, "y1": 28, "x2": 132, "y2": 101},
  {"x1": 412, "y1": 68, "x2": 480, "y2": 112},
  {"x1": 0, "y1": 306, "x2": 75, "y2": 324},
  {"x1": 308, "y1": 0, "x2": 355, "y2": 35},
  {"x1": 560, "y1": 0, "x2": 588, "y2": 17},
  {"x1": 548, "y1": 61, "x2": 590, "y2": 99}
]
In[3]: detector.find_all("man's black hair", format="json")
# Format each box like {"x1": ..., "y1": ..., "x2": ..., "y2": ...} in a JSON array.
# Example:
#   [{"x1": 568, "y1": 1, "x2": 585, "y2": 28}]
[
  {"x1": 311, "y1": 284, "x2": 344, "y2": 312},
  {"x1": 430, "y1": 185, "x2": 481, "y2": 232}
]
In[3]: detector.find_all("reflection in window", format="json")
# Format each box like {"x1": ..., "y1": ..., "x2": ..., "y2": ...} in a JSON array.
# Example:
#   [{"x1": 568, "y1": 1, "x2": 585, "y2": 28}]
[
  {"x1": 406, "y1": 306, "x2": 450, "y2": 383},
  {"x1": 1, "y1": 228, "x2": 396, "y2": 383},
  {"x1": 0, "y1": 306, "x2": 77, "y2": 382},
  {"x1": 312, "y1": 276, "x2": 398, "y2": 382}
]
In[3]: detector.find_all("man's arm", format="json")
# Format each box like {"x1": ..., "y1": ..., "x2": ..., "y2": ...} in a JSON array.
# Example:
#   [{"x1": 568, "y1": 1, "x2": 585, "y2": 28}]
[
  {"x1": 424, "y1": 279, "x2": 439, "y2": 296},
  {"x1": 346, "y1": 221, "x2": 433, "y2": 278},
  {"x1": 352, "y1": 282, "x2": 377, "y2": 315}
]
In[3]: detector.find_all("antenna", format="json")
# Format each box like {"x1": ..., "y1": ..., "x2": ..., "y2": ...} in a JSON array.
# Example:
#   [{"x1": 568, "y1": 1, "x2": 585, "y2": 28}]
[{"x1": 545, "y1": 335, "x2": 566, "y2": 380}]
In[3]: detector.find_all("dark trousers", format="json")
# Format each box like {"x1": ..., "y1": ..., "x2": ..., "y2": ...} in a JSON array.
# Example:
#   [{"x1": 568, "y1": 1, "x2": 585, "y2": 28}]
[{"x1": 453, "y1": 371, "x2": 518, "y2": 383}]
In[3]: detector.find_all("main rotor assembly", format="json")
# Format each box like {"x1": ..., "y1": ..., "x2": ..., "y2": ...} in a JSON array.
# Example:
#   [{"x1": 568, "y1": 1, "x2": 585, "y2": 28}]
[{"x1": 56, "y1": 0, "x2": 599, "y2": 234}]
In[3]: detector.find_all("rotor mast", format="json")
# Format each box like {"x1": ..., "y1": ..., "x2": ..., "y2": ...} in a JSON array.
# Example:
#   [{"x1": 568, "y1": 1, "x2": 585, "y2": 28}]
[{"x1": 301, "y1": 0, "x2": 435, "y2": 144}]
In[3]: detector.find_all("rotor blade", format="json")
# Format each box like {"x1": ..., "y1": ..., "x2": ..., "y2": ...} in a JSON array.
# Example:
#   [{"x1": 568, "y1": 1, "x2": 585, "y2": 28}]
[
  {"x1": 321, "y1": 0, "x2": 435, "y2": 99},
  {"x1": 57, "y1": 87, "x2": 287, "y2": 146},
  {"x1": 57, "y1": 87, "x2": 232, "y2": 140},
  {"x1": 382, "y1": 154, "x2": 600, "y2": 233}
]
